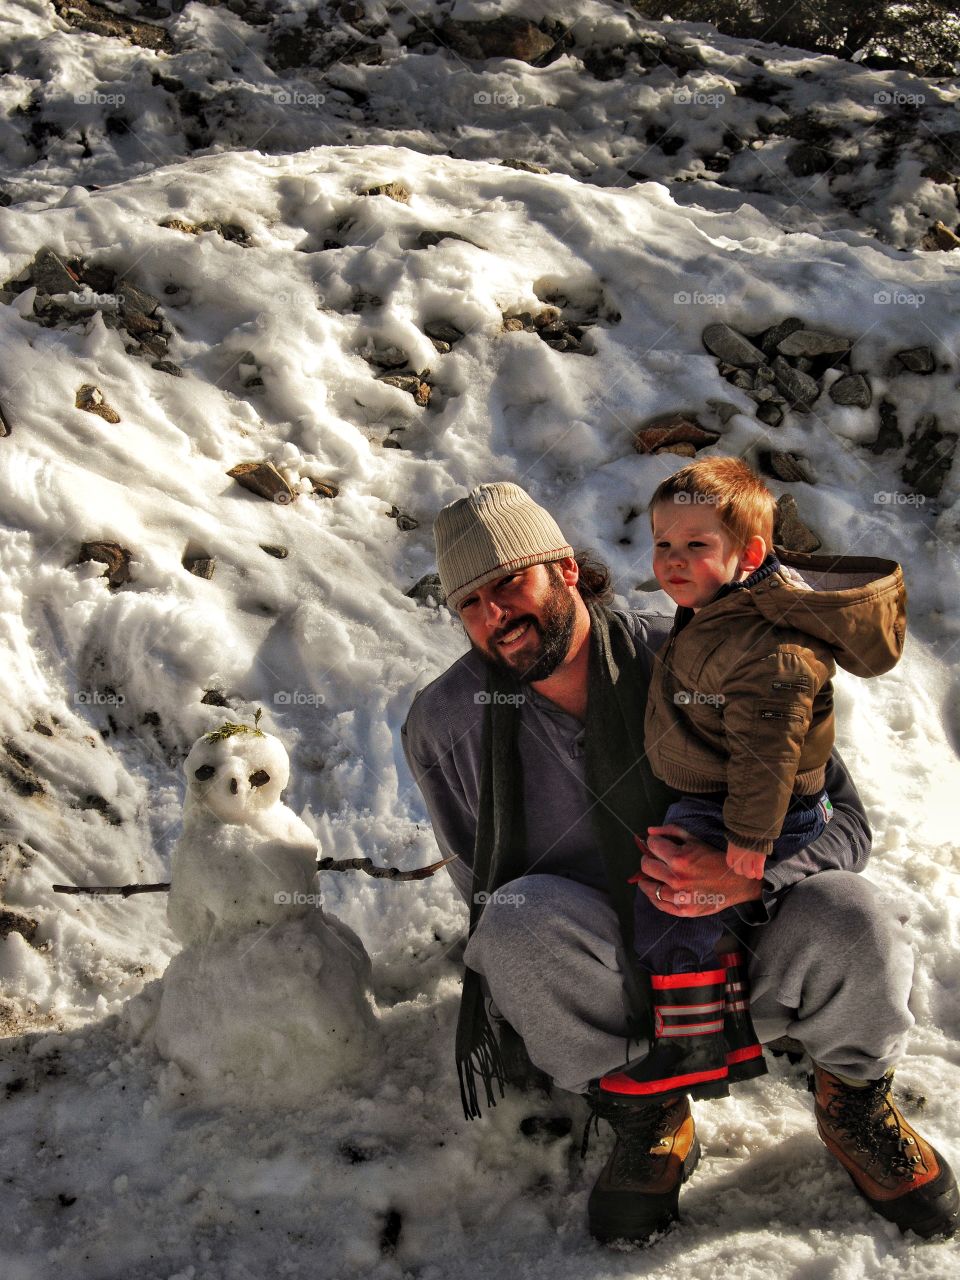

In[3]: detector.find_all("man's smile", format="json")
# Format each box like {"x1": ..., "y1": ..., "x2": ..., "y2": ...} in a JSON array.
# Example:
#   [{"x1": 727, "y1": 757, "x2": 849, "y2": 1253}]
[{"x1": 496, "y1": 620, "x2": 533, "y2": 649}]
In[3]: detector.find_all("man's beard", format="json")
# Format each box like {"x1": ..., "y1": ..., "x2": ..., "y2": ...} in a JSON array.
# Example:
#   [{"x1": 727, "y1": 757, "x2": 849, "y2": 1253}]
[{"x1": 472, "y1": 574, "x2": 577, "y2": 684}]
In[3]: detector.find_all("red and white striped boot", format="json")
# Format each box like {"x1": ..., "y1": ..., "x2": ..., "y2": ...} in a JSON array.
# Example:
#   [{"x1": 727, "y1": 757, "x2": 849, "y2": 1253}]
[
  {"x1": 719, "y1": 950, "x2": 768, "y2": 1084},
  {"x1": 599, "y1": 969, "x2": 730, "y2": 1103}
]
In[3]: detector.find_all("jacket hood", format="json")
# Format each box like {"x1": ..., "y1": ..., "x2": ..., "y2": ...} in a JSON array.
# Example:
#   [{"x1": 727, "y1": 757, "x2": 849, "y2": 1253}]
[{"x1": 748, "y1": 547, "x2": 907, "y2": 677}]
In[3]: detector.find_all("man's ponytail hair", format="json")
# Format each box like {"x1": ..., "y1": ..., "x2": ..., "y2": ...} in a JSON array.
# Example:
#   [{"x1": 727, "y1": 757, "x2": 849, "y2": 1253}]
[
  {"x1": 573, "y1": 549, "x2": 615, "y2": 606},
  {"x1": 648, "y1": 456, "x2": 775, "y2": 550}
]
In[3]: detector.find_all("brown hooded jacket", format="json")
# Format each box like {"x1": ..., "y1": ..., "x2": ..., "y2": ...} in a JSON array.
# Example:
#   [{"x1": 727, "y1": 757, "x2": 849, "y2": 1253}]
[{"x1": 644, "y1": 547, "x2": 906, "y2": 855}]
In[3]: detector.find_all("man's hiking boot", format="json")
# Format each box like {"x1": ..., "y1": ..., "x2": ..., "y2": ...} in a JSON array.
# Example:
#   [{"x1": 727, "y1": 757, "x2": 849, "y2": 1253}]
[
  {"x1": 812, "y1": 1063, "x2": 959, "y2": 1239},
  {"x1": 585, "y1": 1089, "x2": 699, "y2": 1245},
  {"x1": 719, "y1": 950, "x2": 768, "y2": 1084},
  {"x1": 599, "y1": 968, "x2": 729, "y2": 1101}
]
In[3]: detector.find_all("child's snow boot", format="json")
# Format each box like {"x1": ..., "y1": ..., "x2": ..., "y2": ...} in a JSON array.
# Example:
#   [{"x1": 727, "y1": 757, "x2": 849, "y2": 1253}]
[
  {"x1": 719, "y1": 950, "x2": 768, "y2": 1084},
  {"x1": 599, "y1": 968, "x2": 729, "y2": 1102}
]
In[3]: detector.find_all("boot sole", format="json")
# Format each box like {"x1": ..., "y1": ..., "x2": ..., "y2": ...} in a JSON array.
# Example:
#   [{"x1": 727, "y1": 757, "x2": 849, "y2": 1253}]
[
  {"x1": 818, "y1": 1121, "x2": 960, "y2": 1239},
  {"x1": 601, "y1": 1068, "x2": 730, "y2": 1102},
  {"x1": 726, "y1": 1046, "x2": 769, "y2": 1085},
  {"x1": 588, "y1": 1135, "x2": 703, "y2": 1246},
  {"x1": 849, "y1": 1162, "x2": 960, "y2": 1239}
]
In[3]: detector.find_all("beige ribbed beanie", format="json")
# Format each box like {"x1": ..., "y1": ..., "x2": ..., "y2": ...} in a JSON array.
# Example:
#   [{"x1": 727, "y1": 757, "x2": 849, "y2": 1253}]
[{"x1": 435, "y1": 482, "x2": 574, "y2": 609}]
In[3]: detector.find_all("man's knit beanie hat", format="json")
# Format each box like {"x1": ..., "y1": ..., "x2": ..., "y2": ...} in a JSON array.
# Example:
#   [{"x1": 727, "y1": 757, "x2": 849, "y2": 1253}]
[{"x1": 435, "y1": 482, "x2": 574, "y2": 610}]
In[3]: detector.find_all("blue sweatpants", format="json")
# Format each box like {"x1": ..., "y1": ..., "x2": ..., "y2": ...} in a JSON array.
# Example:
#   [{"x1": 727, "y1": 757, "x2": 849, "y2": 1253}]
[{"x1": 634, "y1": 790, "x2": 832, "y2": 973}]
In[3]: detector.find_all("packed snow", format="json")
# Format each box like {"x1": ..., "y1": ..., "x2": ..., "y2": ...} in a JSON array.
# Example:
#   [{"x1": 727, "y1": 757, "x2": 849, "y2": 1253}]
[{"x1": 0, "y1": 1, "x2": 958, "y2": 1277}]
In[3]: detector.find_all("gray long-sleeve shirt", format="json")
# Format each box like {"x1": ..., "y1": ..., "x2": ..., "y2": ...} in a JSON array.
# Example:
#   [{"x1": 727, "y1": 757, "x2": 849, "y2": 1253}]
[{"x1": 401, "y1": 609, "x2": 872, "y2": 917}]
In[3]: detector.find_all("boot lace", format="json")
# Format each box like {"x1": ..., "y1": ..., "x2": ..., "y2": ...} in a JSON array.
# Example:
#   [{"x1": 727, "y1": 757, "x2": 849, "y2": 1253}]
[
  {"x1": 828, "y1": 1076, "x2": 928, "y2": 1181},
  {"x1": 581, "y1": 1089, "x2": 677, "y2": 1177}
]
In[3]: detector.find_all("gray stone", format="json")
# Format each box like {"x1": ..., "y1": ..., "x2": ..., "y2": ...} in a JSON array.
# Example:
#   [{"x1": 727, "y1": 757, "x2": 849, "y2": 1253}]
[
  {"x1": 388, "y1": 505, "x2": 420, "y2": 531},
  {"x1": 0, "y1": 401, "x2": 10, "y2": 436},
  {"x1": 405, "y1": 573, "x2": 446, "y2": 607},
  {"x1": 366, "y1": 346, "x2": 409, "y2": 370},
  {"x1": 416, "y1": 230, "x2": 473, "y2": 249},
  {"x1": 894, "y1": 347, "x2": 936, "y2": 374},
  {"x1": 438, "y1": 16, "x2": 555, "y2": 64},
  {"x1": 868, "y1": 399, "x2": 904, "y2": 454},
  {"x1": 761, "y1": 450, "x2": 815, "y2": 484},
  {"x1": 183, "y1": 554, "x2": 216, "y2": 580},
  {"x1": 361, "y1": 182, "x2": 411, "y2": 204},
  {"x1": 227, "y1": 460, "x2": 296, "y2": 505},
  {"x1": 424, "y1": 321, "x2": 465, "y2": 352},
  {"x1": 702, "y1": 323, "x2": 766, "y2": 368},
  {"x1": 634, "y1": 413, "x2": 721, "y2": 456},
  {"x1": 771, "y1": 356, "x2": 819, "y2": 411},
  {"x1": 77, "y1": 541, "x2": 133, "y2": 588},
  {"x1": 777, "y1": 329, "x2": 852, "y2": 358},
  {"x1": 118, "y1": 278, "x2": 160, "y2": 318},
  {"x1": 30, "y1": 248, "x2": 82, "y2": 296},
  {"x1": 759, "y1": 317, "x2": 802, "y2": 355},
  {"x1": 774, "y1": 494, "x2": 821, "y2": 552},
  {"x1": 260, "y1": 544, "x2": 288, "y2": 559},
  {"x1": 829, "y1": 373, "x2": 872, "y2": 408},
  {"x1": 75, "y1": 384, "x2": 120, "y2": 423},
  {"x1": 785, "y1": 144, "x2": 834, "y2": 177},
  {"x1": 756, "y1": 400, "x2": 784, "y2": 427},
  {"x1": 706, "y1": 399, "x2": 742, "y2": 425},
  {"x1": 501, "y1": 159, "x2": 550, "y2": 174},
  {"x1": 903, "y1": 414, "x2": 957, "y2": 498},
  {"x1": 378, "y1": 372, "x2": 431, "y2": 406}
]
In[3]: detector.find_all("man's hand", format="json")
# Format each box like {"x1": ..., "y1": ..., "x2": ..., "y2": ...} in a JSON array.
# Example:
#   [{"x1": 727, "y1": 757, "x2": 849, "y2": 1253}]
[
  {"x1": 628, "y1": 824, "x2": 763, "y2": 917},
  {"x1": 726, "y1": 842, "x2": 767, "y2": 880}
]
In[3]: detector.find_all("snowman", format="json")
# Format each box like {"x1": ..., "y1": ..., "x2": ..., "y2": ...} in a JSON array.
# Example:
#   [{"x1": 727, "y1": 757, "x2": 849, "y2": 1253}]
[{"x1": 154, "y1": 712, "x2": 379, "y2": 1100}]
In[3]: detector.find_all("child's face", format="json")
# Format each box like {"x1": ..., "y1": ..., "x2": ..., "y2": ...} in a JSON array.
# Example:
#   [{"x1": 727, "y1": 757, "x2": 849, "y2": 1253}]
[{"x1": 651, "y1": 500, "x2": 747, "y2": 611}]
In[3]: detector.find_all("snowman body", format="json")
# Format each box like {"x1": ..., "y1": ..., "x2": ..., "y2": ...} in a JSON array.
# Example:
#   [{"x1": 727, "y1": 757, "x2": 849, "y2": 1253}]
[{"x1": 156, "y1": 725, "x2": 377, "y2": 1099}]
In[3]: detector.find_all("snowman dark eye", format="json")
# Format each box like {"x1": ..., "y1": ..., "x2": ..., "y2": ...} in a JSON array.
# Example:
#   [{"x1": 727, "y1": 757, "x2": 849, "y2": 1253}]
[
  {"x1": 249, "y1": 769, "x2": 270, "y2": 788},
  {"x1": 194, "y1": 765, "x2": 216, "y2": 781}
]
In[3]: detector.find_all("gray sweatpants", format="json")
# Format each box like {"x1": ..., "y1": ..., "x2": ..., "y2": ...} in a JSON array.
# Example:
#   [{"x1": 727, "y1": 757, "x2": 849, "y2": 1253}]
[{"x1": 463, "y1": 871, "x2": 915, "y2": 1094}]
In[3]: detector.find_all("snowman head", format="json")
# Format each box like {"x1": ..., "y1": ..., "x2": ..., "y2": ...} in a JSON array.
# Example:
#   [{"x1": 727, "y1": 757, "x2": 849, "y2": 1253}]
[{"x1": 184, "y1": 713, "x2": 290, "y2": 825}]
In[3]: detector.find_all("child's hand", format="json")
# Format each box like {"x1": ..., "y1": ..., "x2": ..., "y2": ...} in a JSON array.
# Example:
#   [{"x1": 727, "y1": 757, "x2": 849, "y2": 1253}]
[{"x1": 726, "y1": 843, "x2": 767, "y2": 880}]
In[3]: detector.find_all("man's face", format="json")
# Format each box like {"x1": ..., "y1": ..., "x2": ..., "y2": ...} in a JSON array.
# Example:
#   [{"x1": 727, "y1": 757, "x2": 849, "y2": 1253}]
[
  {"x1": 457, "y1": 562, "x2": 577, "y2": 683},
  {"x1": 651, "y1": 500, "x2": 745, "y2": 611}
]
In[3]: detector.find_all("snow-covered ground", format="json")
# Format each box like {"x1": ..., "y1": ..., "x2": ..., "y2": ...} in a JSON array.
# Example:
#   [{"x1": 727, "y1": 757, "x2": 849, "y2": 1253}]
[{"x1": 0, "y1": 2, "x2": 959, "y2": 1277}]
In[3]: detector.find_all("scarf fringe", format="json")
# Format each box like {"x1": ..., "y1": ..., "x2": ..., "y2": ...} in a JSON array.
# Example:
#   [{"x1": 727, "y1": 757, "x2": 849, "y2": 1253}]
[{"x1": 456, "y1": 985, "x2": 506, "y2": 1120}]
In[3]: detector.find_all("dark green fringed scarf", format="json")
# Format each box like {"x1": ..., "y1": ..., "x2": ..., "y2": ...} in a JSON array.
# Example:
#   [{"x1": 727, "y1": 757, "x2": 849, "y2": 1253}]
[{"x1": 455, "y1": 602, "x2": 679, "y2": 1120}]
